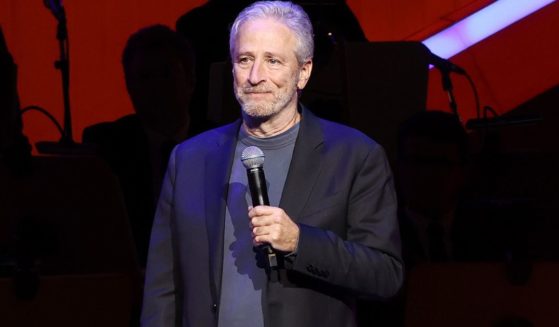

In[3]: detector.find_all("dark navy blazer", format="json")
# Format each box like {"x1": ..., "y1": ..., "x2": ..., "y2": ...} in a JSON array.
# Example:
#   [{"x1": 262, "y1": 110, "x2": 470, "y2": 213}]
[{"x1": 141, "y1": 108, "x2": 403, "y2": 327}]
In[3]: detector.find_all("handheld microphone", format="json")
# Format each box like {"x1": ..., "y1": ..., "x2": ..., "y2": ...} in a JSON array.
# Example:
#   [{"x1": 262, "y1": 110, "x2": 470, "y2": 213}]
[{"x1": 241, "y1": 146, "x2": 277, "y2": 268}]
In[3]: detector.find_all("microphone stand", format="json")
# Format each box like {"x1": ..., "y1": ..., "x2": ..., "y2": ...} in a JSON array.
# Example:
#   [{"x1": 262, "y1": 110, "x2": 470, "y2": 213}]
[
  {"x1": 429, "y1": 52, "x2": 463, "y2": 118},
  {"x1": 36, "y1": 1, "x2": 94, "y2": 155},
  {"x1": 55, "y1": 5, "x2": 72, "y2": 146},
  {"x1": 441, "y1": 70, "x2": 458, "y2": 117}
]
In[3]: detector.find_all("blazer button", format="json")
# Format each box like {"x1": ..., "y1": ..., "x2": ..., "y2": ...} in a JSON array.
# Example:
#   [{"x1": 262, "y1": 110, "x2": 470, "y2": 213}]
[
  {"x1": 306, "y1": 265, "x2": 313, "y2": 273},
  {"x1": 211, "y1": 303, "x2": 218, "y2": 312}
]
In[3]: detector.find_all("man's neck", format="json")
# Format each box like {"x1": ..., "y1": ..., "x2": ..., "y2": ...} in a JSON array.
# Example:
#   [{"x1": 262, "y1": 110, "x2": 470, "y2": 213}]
[{"x1": 242, "y1": 106, "x2": 301, "y2": 138}]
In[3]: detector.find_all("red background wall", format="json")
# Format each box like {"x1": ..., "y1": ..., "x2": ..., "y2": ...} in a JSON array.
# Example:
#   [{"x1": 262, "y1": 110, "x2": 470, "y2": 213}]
[{"x1": 1, "y1": 0, "x2": 557, "y2": 148}]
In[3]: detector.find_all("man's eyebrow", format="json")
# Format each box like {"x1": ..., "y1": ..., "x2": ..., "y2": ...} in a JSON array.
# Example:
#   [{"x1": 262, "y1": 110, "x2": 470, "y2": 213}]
[
  {"x1": 263, "y1": 52, "x2": 288, "y2": 60},
  {"x1": 235, "y1": 50, "x2": 254, "y2": 56}
]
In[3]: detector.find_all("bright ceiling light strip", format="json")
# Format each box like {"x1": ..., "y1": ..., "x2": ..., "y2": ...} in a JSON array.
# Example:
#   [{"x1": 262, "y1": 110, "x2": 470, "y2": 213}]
[{"x1": 423, "y1": 0, "x2": 556, "y2": 59}]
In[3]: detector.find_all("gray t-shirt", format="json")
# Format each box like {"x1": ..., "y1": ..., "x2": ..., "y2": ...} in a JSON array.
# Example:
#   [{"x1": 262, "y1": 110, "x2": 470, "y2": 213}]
[{"x1": 218, "y1": 123, "x2": 299, "y2": 327}]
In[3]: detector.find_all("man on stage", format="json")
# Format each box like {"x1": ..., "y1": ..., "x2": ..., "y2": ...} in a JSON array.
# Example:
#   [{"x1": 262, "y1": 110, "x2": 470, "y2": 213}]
[{"x1": 141, "y1": 2, "x2": 403, "y2": 326}]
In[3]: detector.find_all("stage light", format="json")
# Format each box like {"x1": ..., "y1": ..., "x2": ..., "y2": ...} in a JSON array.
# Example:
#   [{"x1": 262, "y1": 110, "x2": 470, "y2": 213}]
[{"x1": 423, "y1": 0, "x2": 555, "y2": 59}]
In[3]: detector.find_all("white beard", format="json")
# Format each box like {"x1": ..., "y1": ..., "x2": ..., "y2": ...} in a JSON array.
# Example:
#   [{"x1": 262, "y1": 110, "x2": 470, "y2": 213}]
[{"x1": 234, "y1": 81, "x2": 299, "y2": 119}]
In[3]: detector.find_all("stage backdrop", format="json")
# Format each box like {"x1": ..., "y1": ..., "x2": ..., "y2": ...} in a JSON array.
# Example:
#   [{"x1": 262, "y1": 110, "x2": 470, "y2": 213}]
[{"x1": 1, "y1": 0, "x2": 558, "y2": 149}]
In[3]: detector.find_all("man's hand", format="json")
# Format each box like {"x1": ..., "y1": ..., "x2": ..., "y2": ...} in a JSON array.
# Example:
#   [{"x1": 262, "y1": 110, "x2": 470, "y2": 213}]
[{"x1": 248, "y1": 205, "x2": 299, "y2": 253}]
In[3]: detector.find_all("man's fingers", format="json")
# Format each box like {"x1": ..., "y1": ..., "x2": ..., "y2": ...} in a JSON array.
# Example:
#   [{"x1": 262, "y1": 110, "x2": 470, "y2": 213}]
[
  {"x1": 248, "y1": 205, "x2": 277, "y2": 217},
  {"x1": 252, "y1": 225, "x2": 275, "y2": 237},
  {"x1": 250, "y1": 215, "x2": 276, "y2": 227}
]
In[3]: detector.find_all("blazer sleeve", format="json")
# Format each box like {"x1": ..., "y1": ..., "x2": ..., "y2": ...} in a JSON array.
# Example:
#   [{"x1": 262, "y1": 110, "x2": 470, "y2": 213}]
[
  {"x1": 286, "y1": 144, "x2": 403, "y2": 299},
  {"x1": 141, "y1": 147, "x2": 179, "y2": 326}
]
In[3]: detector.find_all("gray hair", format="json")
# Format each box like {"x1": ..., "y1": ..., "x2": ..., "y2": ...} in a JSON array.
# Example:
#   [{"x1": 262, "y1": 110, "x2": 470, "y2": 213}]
[{"x1": 229, "y1": 1, "x2": 314, "y2": 64}]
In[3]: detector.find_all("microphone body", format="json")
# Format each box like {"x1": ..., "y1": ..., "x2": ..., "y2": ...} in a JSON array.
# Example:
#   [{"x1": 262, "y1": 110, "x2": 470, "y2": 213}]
[
  {"x1": 246, "y1": 167, "x2": 270, "y2": 206},
  {"x1": 241, "y1": 146, "x2": 277, "y2": 268}
]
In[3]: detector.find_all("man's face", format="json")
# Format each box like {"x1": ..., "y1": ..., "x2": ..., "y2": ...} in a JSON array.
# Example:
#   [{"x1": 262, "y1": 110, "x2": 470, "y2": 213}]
[{"x1": 232, "y1": 18, "x2": 311, "y2": 119}]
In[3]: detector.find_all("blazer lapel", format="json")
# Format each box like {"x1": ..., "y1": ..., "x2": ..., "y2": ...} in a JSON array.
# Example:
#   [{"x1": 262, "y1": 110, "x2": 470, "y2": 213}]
[
  {"x1": 280, "y1": 108, "x2": 324, "y2": 220},
  {"x1": 204, "y1": 121, "x2": 241, "y2": 303}
]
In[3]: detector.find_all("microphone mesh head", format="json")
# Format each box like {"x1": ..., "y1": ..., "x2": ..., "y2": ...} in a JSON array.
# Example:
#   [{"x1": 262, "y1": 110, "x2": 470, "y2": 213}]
[{"x1": 241, "y1": 146, "x2": 265, "y2": 169}]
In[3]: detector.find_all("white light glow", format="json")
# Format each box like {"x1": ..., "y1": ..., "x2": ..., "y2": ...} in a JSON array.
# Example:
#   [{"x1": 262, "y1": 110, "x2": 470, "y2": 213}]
[{"x1": 423, "y1": 0, "x2": 555, "y2": 59}]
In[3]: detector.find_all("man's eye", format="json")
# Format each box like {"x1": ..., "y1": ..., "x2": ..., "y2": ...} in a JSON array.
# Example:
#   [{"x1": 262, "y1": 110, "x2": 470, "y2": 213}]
[
  {"x1": 238, "y1": 57, "x2": 250, "y2": 64},
  {"x1": 268, "y1": 58, "x2": 280, "y2": 65}
]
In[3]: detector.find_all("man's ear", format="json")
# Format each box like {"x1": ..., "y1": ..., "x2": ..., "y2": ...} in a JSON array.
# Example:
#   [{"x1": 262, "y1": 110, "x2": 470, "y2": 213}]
[{"x1": 297, "y1": 59, "x2": 313, "y2": 90}]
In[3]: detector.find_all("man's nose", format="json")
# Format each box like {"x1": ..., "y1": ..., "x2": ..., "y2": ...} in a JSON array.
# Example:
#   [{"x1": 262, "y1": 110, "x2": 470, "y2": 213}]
[{"x1": 248, "y1": 60, "x2": 265, "y2": 85}]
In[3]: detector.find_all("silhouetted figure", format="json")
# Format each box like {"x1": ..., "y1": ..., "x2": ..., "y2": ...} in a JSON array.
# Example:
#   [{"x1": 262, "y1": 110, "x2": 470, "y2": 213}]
[
  {"x1": 396, "y1": 110, "x2": 470, "y2": 266},
  {"x1": 82, "y1": 25, "x2": 195, "y2": 267},
  {"x1": 176, "y1": 0, "x2": 366, "y2": 130},
  {"x1": 0, "y1": 26, "x2": 31, "y2": 174},
  {"x1": 355, "y1": 111, "x2": 471, "y2": 327},
  {"x1": 396, "y1": 110, "x2": 515, "y2": 267}
]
